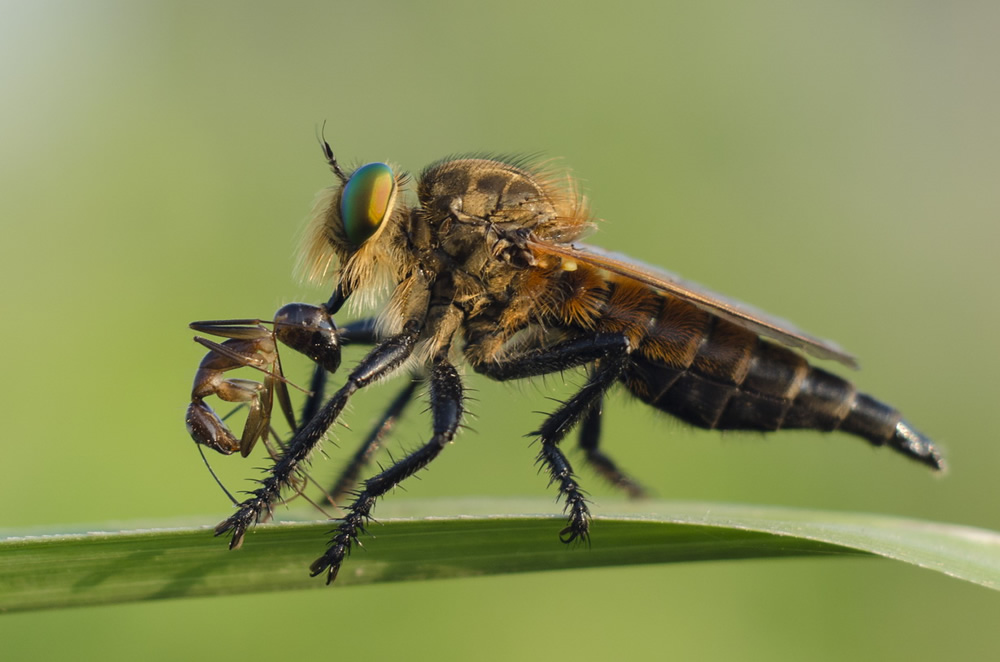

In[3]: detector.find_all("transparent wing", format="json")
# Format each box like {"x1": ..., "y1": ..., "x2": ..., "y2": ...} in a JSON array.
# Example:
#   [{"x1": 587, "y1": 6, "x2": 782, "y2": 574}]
[{"x1": 527, "y1": 240, "x2": 858, "y2": 369}]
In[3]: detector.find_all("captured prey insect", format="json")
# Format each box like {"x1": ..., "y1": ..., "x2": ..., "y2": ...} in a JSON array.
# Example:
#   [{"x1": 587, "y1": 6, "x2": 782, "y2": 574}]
[
  {"x1": 185, "y1": 305, "x2": 340, "y2": 458},
  {"x1": 185, "y1": 306, "x2": 397, "y2": 504},
  {"x1": 188, "y1": 142, "x2": 945, "y2": 584}
]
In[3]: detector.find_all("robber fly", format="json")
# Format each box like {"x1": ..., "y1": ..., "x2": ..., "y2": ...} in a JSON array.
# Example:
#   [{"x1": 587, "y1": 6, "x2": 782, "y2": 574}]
[{"x1": 189, "y1": 143, "x2": 944, "y2": 584}]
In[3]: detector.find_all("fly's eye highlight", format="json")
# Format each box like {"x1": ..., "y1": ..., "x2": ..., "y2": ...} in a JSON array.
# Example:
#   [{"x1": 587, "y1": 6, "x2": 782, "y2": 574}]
[{"x1": 340, "y1": 162, "x2": 396, "y2": 247}]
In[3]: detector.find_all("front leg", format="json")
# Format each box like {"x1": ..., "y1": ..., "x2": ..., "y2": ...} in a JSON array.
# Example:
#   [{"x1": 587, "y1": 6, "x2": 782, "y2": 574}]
[
  {"x1": 309, "y1": 352, "x2": 464, "y2": 584},
  {"x1": 214, "y1": 320, "x2": 420, "y2": 549},
  {"x1": 293, "y1": 316, "x2": 421, "y2": 504}
]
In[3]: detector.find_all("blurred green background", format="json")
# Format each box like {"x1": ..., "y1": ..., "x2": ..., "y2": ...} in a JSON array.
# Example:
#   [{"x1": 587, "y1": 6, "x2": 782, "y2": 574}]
[{"x1": 2, "y1": 1, "x2": 998, "y2": 659}]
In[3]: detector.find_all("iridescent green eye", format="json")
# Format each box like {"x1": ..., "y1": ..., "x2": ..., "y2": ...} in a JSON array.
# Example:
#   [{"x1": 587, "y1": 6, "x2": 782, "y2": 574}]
[{"x1": 340, "y1": 162, "x2": 396, "y2": 247}]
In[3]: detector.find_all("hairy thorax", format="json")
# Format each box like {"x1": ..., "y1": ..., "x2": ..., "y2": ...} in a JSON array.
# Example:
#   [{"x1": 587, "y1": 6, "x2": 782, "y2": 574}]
[{"x1": 385, "y1": 158, "x2": 593, "y2": 361}]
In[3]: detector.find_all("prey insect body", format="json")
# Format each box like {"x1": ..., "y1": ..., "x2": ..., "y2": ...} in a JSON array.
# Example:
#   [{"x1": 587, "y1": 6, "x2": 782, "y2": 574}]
[
  {"x1": 186, "y1": 304, "x2": 341, "y2": 457},
  {"x1": 189, "y1": 144, "x2": 944, "y2": 584}
]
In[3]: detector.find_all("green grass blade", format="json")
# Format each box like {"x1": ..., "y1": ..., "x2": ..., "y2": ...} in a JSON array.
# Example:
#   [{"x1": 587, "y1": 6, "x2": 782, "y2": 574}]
[{"x1": 2, "y1": 499, "x2": 998, "y2": 614}]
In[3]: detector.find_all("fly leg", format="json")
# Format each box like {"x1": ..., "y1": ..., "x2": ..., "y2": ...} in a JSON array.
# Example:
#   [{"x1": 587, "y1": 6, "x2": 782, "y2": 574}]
[
  {"x1": 578, "y1": 392, "x2": 648, "y2": 498},
  {"x1": 214, "y1": 321, "x2": 420, "y2": 551},
  {"x1": 292, "y1": 317, "x2": 422, "y2": 504},
  {"x1": 309, "y1": 353, "x2": 463, "y2": 584},
  {"x1": 535, "y1": 354, "x2": 630, "y2": 543},
  {"x1": 324, "y1": 379, "x2": 422, "y2": 504},
  {"x1": 473, "y1": 333, "x2": 631, "y2": 544}
]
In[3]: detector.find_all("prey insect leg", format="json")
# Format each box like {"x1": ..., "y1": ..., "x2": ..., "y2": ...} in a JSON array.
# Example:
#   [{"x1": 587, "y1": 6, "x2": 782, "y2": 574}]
[
  {"x1": 578, "y1": 392, "x2": 648, "y2": 498},
  {"x1": 473, "y1": 333, "x2": 630, "y2": 543},
  {"x1": 309, "y1": 354, "x2": 463, "y2": 584},
  {"x1": 214, "y1": 321, "x2": 420, "y2": 550}
]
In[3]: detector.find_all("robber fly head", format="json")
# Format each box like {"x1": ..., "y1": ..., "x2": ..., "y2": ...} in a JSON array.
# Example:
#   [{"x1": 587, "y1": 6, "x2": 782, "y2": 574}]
[{"x1": 299, "y1": 142, "x2": 411, "y2": 305}]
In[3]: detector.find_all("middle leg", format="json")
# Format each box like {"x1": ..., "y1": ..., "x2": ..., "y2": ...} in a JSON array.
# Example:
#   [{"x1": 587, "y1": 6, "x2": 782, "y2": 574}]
[
  {"x1": 309, "y1": 353, "x2": 464, "y2": 584},
  {"x1": 293, "y1": 317, "x2": 423, "y2": 505},
  {"x1": 324, "y1": 378, "x2": 422, "y2": 504}
]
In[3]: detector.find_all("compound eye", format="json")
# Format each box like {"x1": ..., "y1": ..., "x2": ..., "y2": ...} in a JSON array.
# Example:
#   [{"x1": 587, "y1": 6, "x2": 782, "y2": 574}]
[{"x1": 340, "y1": 162, "x2": 396, "y2": 248}]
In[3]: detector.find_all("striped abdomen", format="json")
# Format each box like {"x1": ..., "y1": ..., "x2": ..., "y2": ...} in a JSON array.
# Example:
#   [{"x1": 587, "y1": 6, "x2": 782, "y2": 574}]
[{"x1": 585, "y1": 279, "x2": 943, "y2": 470}]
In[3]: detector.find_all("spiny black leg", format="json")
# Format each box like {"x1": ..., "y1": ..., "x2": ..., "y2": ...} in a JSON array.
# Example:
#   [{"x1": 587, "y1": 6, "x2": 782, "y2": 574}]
[
  {"x1": 534, "y1": 351, "x2": 629, "y2": 543},
  {"x1": 324, "y1": 378, "x2": 421, "y2": 503},
  {"x1": 473, "y1": 332, "x2": 631, "y2": 544},
  {"x1": 310, "y1": 354, "x2": 464, "y2": 584},
  {"x1": 475, "y1": 333, "x2": 628, "y2": 381},
  {"x1": 577, "y1": 392, "x2": 648, "y2": 498},
  {"x1": 215, "y1": 321, "x2": 420, "y2": 550}
]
